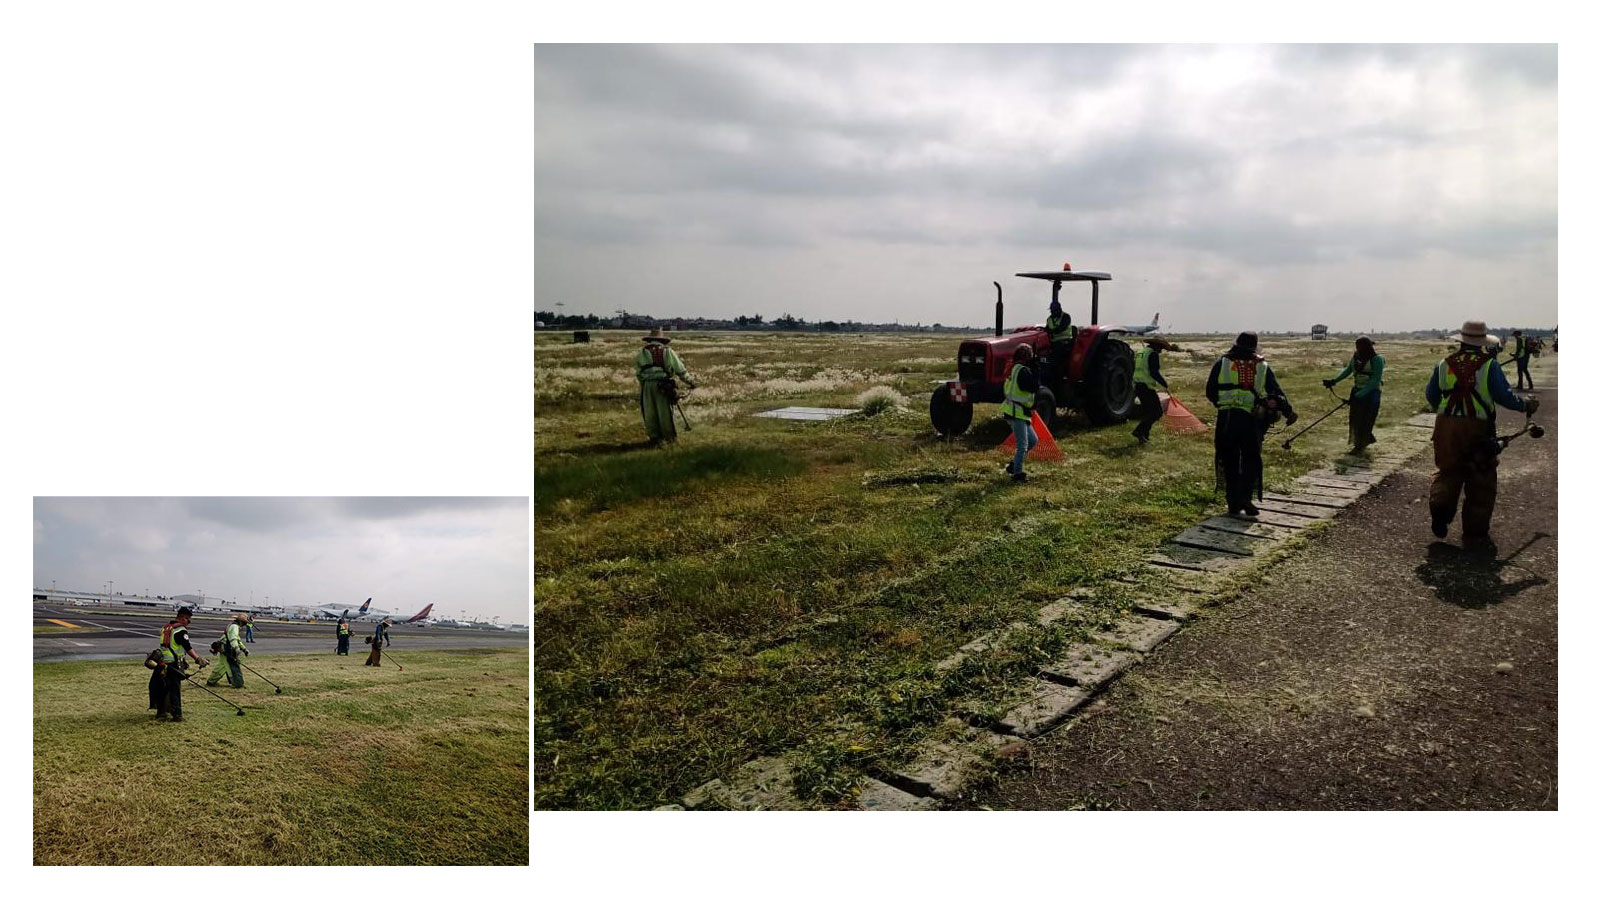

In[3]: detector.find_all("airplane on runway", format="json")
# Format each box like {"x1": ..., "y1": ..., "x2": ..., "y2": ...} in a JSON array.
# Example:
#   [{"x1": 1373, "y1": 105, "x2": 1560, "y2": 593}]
[
  {"x1": 311, "y1": 598, "x2": 374, "y2": 620},
  {"x1": 1122, "y1": 312, "x2": 1161, "y2": 334},
  {"x1": 308, "y1": 599, "x2": 436, "y2": 623}
]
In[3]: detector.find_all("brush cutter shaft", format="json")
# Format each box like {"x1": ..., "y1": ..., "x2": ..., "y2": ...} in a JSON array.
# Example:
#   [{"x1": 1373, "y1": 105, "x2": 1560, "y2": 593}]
[
  {"x1": 238, "y1": 660, "x2": 281, "y2": 690},
  {"x1": 1280, "y1": 390, "x2": 1344, "y2": 451}
]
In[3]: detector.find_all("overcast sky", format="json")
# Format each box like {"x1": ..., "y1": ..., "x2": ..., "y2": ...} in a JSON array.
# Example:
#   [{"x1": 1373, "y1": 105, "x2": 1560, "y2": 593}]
[
  {"x1": 535, "y1": 44, "x2": 1556, "y2": 333},
  {"x1": 33, "y1": 498, "x2": 529, "y2": 624}
]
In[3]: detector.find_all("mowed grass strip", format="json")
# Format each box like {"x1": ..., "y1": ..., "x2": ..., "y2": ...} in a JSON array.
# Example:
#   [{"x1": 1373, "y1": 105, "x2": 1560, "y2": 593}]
[
  {"x1": 34, "y1": 648, "x2": 528, "y2": 865},
  {"x1": 535, "y1": 330, "x2": 1451, "y2": 808}
]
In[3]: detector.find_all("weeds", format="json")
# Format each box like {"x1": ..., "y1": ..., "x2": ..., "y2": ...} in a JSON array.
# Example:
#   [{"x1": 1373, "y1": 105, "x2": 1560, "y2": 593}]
[{"x1": 535, "y1": 330, "x2": 1446, "y2": 808}]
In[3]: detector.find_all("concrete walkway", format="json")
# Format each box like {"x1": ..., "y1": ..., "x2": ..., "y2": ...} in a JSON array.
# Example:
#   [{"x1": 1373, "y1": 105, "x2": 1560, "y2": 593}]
[{"x1": 965, "y1": 384, "x2": 1558, "y2": 810}]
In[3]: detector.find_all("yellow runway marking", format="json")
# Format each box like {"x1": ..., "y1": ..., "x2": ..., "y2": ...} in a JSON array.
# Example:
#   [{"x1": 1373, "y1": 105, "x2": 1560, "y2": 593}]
[{"x1": 45, "y1": 619, "x2": 81, "y2": 628}]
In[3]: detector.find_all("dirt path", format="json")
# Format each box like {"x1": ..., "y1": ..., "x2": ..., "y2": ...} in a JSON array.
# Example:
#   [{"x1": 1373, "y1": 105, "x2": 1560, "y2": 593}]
[{"x1": 965, "y1": 384, "x2": 1558, "y2": 810}]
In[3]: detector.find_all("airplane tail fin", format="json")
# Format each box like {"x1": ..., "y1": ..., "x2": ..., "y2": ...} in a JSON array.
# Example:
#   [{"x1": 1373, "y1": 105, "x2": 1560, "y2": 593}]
[
  {"x1": 408, "y1": 603, "x2": 434, "y2": 622},
  {"x1": 359, "y1": 598, "x2": 372, "y2": 614},
  {"x1": 1151, "y1": 313, "x2": 1160, "y2": 328}
]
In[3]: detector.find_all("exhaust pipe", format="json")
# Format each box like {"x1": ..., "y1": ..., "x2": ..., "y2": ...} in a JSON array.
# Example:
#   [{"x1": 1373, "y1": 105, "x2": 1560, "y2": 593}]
[{"x1": 993, "y1": 282, "x2": 1003, "y2": 336}]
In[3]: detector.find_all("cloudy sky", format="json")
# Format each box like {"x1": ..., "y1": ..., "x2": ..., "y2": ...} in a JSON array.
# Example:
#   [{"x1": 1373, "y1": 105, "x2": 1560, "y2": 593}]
[
  {"x1": 33, "y1": 498, "x2": 529, "y2": 624},
  {"x1": 535, "y1": 44, "x2": 1556, "y2": 333}
]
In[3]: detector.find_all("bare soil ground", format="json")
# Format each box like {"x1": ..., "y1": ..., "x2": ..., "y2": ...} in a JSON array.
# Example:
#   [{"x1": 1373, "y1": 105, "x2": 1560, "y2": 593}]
[{"x1": 963, "y1": 384, "x2": 1557, "y2": 810}]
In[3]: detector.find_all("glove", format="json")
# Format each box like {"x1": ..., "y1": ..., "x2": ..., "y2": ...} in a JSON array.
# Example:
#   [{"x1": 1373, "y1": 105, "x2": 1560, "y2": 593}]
[
  {"x1": 1523, "y1": 396, "x2": 1540, "y2": 415},
  {"x1": 243, "y1": 648, "x2": 249, "y2": 656},
  {"x1": 1322, "y1": 379, "x2": 1335, "y2": 389},
  {"x1": 197, "y1": 658, "x2": 209, "y2": 668}
]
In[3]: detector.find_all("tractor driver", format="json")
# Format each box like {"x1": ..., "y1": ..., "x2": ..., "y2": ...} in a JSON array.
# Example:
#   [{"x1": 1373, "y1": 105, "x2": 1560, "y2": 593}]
[{"x1": 1044, "y1": 298, "x2": 1075, "y2": 379}]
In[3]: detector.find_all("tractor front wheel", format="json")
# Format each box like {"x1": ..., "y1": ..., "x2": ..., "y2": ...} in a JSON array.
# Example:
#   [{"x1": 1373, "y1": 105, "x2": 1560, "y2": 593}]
[
  {"x1": 930, "y1": 384, "x2": 973, "y2": 436},
  {"x1": 1084, "y1": 339, "x2": 1135, "y2": 425}
]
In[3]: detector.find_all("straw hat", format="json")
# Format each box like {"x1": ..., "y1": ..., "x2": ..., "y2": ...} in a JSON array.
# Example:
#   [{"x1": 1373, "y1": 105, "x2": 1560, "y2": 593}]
[
  {"x1": 642, "y1": 327, "x2": 671, "y2": 344},
  {"x1": 1452, "y1": 320, "x2": 1489, "y2": 347},
  {"x1": 1144, "y1": 337, "x2": 1176, "y2": 351}
]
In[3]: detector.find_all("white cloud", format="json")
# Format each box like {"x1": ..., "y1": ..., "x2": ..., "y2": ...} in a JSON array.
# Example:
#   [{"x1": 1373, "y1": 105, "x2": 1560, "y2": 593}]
[{"x1": 535, "y1": 44, "x2": 1556, "y2": 332}]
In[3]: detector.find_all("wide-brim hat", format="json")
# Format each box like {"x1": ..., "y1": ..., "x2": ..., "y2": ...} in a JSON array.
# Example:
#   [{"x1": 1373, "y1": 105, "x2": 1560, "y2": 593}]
[
  {"x1": 642, "y1": 327, "x2": 670, "y2": 343},
  {"x1": 1452, "y1": 320, "x2": 1489, "y2": 347},
  {"x1": 1144, "y1": 337, "x2": 1176, "y2": 351},
  {"x1": 233, "y1": 613, "x2": 250, "y2": 622}
]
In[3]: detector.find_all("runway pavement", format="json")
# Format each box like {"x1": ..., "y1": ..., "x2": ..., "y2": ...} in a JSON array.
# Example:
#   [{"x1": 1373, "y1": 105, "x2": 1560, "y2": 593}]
[{"x1": 33, "y1": 603, "x2": 528, "y2": 661}]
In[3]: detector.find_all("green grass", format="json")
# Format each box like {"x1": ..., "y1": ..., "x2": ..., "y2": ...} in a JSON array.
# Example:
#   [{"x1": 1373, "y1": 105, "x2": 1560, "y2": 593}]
[
  {"x1": 34, "y1": 648, "x2": 528, "y2": 864},
  {"x1": 534, "y1": 329, "x2": 1458, "y2": 809}
]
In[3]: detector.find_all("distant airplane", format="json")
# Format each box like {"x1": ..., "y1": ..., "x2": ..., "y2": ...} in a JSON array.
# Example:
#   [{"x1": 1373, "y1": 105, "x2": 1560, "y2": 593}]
[
  {"x1": 312, "y1": 598, "x2": 374, "y2": 620},
  {"x1": 310, "y1": 598, "x2": 437, "y2": 623},
  {"x1": 1122, "y1": 312, "x2": 1161, "y2": 335}
]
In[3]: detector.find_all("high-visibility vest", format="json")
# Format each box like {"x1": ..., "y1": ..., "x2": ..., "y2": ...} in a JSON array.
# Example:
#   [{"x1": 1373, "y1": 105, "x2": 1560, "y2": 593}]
[
  {"x1": 1349, "y1": 355, "x2": 1377, "y2": 392},
  {"x1": 160, "y1": 622, "x2": 188, "y2": 663},
  {"x1": 1215, "y1": 356, "x2": 1266, "y2": 412},
  {"x1": 225, "y1": 622, "x2": 243, "y2": 651},
  {"x1": 1434, "y1": 350, "x2": 1496, "y2": 418},
  {"x1": 338, "y1": 621, "x2": 350, "y2": 636},
  {"x1": 1513, "y1": 336, "x2": 1527, "y2": 360},
  {"x1": 1134, "y1": 348, "x2": 1160, "y2": 389},
  {"x1": 999, "y1": 363, "x2": 1036, "y2": 420},
  {"x1": 1045, "y1": 314, "x2": 1075, "y2": 344}
]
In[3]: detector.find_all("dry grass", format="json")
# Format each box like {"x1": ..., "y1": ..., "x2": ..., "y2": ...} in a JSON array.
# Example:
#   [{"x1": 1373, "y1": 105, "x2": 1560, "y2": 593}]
[
  {"x1": 534, "y1": 328, "x2": 1452, "y2": 808},
  {"x1": 34, "y1": 648, "x2": 529, "y2": 865}
]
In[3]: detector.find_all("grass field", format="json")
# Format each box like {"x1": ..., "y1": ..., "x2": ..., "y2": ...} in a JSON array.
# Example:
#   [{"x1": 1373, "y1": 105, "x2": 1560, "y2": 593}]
[
  {"x1": 534, "y1": 328, "x2": 1485, "y2": 809},
  {"x1": 34, "y1": 648, "x2": 529, "y2": 864}
]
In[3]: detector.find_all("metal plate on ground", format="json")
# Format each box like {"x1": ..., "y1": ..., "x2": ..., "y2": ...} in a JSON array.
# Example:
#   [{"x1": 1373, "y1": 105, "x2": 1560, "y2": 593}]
[
  {"x1": 1198, "y1": 515, "x2": 1297, "y2": 539},
  {"x1": 886, "y1": 729, "x2": 1018, "y2": 799},
  {"x1": 1296, "y1": 476, "x2": 1374, "y2": 493},
  {"x1": 1172, "y1": 525, "x2": 1262, "y2": 556},
  {"x1": 1405, "y1": 413, "x2": 1437, "y2": 428},
  {"x1": 993, "y1": 681, "x2": 1092, "y2": 737},
  {"x1": 1148, "y1": 542, "x2": 1249, "y2": 573},
  {"x1": 1262, "y1": 491, "x2": 1354, "y2": 509},
  {"x1": 1242, "y1": 508, "x2": 1316, "y2": 529},
  {"x1": 1304, "y1": 469, "x2": 1385, "y2": 484},
  {"x1": 1255, "y1": 497, "x2": 1339, "y2": 519},
  {"x1": 1130, "y1": 595, "x2": 1202, "y2": 621},
  {"x1": 1292, "y1": 483, "x2": 1365, "y2": 500},
  {"x1": 857, "y1": 778, "x2": 939, "y2": 810},
  {"x1": 1039, "y1": 643, "x2": 1141, "y2": 688},
  {"x1": 682, "y1": 756, "x2": 801, "y2": 810},
  {"x1": 1095, "y1": 615, "x2": 1183, "y2": 653},
  {"x1": 753, "y1": 406, "x2": 859, "y2": 421}
]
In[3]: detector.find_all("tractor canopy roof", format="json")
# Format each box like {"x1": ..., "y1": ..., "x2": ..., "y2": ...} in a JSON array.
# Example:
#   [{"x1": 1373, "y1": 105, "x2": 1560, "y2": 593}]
[{"x1": 1015, "y1": 271, "x2": 1112, "y2": 282}]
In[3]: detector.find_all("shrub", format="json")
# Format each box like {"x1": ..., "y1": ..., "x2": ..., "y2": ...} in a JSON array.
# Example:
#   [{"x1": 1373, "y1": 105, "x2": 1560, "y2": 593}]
[{"x1": 855, "y1": 385, "x2": 907, "y2": 416}]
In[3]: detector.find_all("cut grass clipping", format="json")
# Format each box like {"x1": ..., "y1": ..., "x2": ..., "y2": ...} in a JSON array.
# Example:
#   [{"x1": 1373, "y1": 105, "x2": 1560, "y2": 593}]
[
  {"x1": 34, "y1": 648, "x2": 529, "y2": 865},
  {"x1": 535, "y1": 330, "x2": 1459, "y2": 808}
]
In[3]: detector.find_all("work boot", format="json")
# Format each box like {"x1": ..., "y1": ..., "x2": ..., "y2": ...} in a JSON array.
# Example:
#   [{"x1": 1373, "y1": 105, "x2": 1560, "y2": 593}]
[
  {"x1": 1430, "y1": 514, "x2": 1449, "y2": 539},
  {"x1": 170, "y1": 716, "x2": 183, "y2": 723},
  {"x1": 154, "y1": 712, "x2": 168, "y2": 721},
  {"x1": 1012, "y1": 471, "x2": 1027, "y2": 483},
  {"x1": 1242, "y1": 503, "x2": 1260, "y2": 517},
  {"x1": 1462, "y1": 533, "x2": 1497, "y2": 555}
]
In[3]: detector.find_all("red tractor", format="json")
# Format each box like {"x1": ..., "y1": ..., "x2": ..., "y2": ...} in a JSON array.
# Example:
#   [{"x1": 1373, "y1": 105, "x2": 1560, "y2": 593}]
[{"x1": 930, "y1": 267, "x2": 1145, "y2": 436}]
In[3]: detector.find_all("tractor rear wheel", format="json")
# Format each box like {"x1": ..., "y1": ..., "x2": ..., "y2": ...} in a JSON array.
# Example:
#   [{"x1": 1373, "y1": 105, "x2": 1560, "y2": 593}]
[
  {"x1": 1084, "y1": 339, "x2": 1135, "y2": 425},
  {"x1": 930, "y1": 384, "x2": 972, "y2": 436},
  {"x1": 1033, "y1": 386, "x2": 1059, "y2": 434}
]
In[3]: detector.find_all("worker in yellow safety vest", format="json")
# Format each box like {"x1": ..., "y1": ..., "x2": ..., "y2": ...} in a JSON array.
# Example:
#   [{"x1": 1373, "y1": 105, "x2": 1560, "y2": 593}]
[
  {"x1": 1206, "y1": 332, "x2": 1296, "y2": 518},
  {"x1": 1423, "y1": 320, "x2": 1537, "y2": 550},
  {"x1": 1001, "y1": 344, "x2": 1040, "y2": 482},
  {"x1": 152, "y1": 607, "x2": 207, "y2": 721},
  {"x1": 1131, "y1": 337, "x2": 1176, "y2": 444}
]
